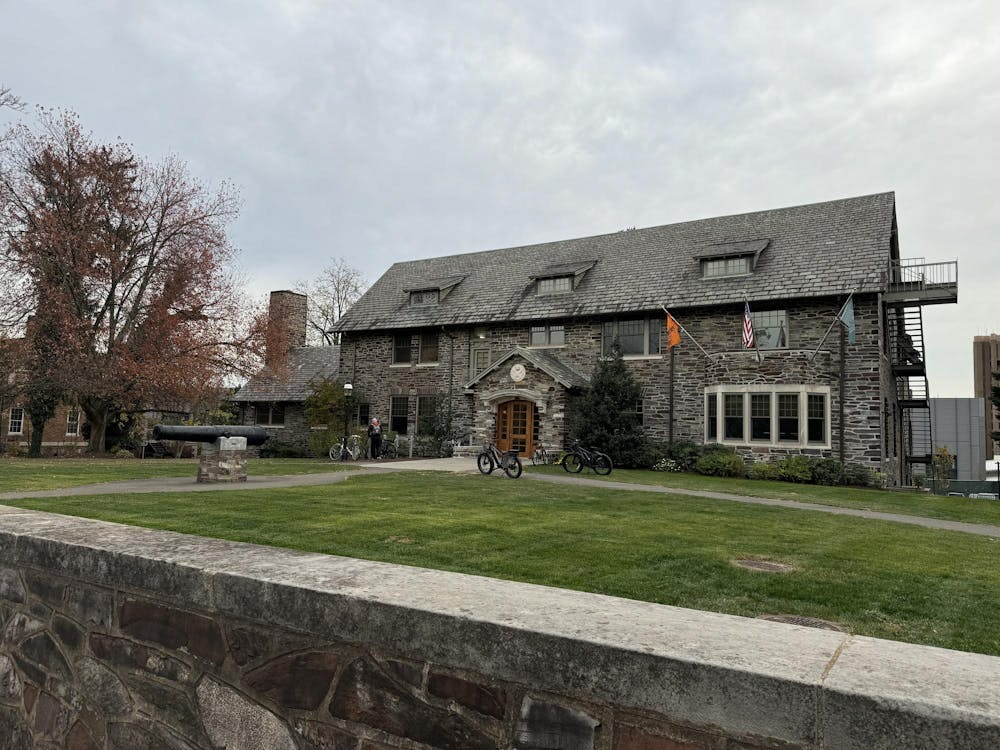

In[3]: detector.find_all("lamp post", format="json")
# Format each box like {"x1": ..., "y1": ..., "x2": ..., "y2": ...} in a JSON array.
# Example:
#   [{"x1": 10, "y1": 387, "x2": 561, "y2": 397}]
[{"x1": 343, "y1": 383, "x2": 353, "y2": 448}]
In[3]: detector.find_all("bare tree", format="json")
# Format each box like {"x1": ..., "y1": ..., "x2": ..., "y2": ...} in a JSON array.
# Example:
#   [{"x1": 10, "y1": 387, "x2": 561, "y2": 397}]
[
  {"x1": 0, "y1": 85, "x2": 24, "y2": 112},
  {"x1": 296, "y1": 257, "x2": 367, "y2": 345}
]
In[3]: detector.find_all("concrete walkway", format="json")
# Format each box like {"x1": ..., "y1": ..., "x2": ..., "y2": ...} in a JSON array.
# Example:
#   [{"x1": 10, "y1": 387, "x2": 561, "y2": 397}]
[{"x1": 2, "y1": 457, "x2": 999, "y2": 539}]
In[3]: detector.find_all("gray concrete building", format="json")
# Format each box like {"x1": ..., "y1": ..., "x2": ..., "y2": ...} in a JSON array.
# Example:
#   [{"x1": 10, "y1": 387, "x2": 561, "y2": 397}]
[{"x1": 930, "y1": 397, "x2": 987, "y2": 481}]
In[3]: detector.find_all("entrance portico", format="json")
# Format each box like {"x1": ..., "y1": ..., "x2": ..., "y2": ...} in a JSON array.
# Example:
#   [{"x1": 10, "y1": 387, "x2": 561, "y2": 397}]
[{"x1": 465, "y1": 347, "x2": 589, "y2": 457}]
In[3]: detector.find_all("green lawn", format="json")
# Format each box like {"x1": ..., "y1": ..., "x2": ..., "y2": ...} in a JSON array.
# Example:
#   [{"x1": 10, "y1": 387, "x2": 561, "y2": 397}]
[
  {"x1": 527, "y1": 465, "x2": 1000, "y2": 527},
  {"x1": 0, "y1": 457, "x2": 352, "y2": 492},
  {"x1": 5, "y1": 471, "x2": 1000, "y2": 657}
]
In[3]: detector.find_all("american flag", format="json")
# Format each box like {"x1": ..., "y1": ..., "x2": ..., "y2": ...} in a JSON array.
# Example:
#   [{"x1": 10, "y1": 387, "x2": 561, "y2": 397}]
[{"x1": 742, "y1": 301, "x2": 755, "y2": 349}]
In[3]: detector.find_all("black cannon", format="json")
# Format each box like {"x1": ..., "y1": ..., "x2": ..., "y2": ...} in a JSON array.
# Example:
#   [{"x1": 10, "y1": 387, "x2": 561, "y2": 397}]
[{"x1": 152, "y1": 425, "x2": 270, "y2": 446}]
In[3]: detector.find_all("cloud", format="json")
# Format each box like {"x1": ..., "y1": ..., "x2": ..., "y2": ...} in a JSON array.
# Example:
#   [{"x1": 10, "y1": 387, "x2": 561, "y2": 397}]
[{"x1": 2, "y1": 0, "x2": 998, "y2": 395}]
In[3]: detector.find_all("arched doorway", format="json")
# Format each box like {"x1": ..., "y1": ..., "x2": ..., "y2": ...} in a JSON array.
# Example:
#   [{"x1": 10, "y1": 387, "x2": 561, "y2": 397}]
[{"x1": 496, "y1": 400, "x2": 534, "y2": 457}]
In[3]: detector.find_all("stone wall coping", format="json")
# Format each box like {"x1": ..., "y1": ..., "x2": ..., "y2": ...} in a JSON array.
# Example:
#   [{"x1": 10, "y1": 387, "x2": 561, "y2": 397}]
[{"x1": 1, "y1": 505, "x2": 998, "y2": 747}]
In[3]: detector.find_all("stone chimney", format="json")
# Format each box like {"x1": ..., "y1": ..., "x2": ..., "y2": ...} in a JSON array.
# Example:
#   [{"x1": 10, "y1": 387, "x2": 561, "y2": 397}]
[{"x1": 266, "y1": 290, "x2": 308, "y2": 365}]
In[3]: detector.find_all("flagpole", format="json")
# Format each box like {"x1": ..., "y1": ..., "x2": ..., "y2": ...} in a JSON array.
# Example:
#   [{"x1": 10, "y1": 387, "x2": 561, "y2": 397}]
[
  {"x1": 809, "y1": 293, "x2": 855, "y2": 362},
  {"x1": 660, "y1": 306, "x2": 712, "y2": 358}
]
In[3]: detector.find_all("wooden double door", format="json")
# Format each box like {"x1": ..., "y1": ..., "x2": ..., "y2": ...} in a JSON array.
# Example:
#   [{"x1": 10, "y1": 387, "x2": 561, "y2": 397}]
[{"x1": 496, "y1": 400, "x2": 534, "y2": 457}]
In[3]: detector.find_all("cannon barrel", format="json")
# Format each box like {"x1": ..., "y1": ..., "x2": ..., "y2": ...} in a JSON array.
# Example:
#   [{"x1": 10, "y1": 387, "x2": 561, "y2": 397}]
[{"x1": 152, "y1": 425, "x2": 270, "y2": 446}]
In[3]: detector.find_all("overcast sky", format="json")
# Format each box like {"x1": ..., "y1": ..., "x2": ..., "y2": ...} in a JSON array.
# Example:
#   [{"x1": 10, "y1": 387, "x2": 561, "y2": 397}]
[{"x1": 2, "y1": 1, "x2": 998, "y2": 396}]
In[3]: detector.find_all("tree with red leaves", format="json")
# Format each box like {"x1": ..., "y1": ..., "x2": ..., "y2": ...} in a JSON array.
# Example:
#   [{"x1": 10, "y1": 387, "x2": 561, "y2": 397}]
[{"x1": 1, "y1": 110, "x2": 263, "y2": 451}]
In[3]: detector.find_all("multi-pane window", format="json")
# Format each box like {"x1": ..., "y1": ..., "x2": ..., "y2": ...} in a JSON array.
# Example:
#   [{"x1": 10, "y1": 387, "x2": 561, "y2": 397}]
[
  {"x1": 702, "y1": 256, "x2": 750, "y2": 278},
  {"x1": 706, "y1": 389, "x2": 829, "y2": 448},
  {"x1": 724, "y1": 394, "x2": 744, "y2": 440},
  {"x1": 66, "y1": 409, "x2": 81, "y2": 436},
  {"x1": 8, "y1": 407, "x2": 24, "y2": 435},
  {"x1": 750, "y1": 394, "x2": 771, "y2": 441},
  {"x1": 807, "y1": 394, "x2": 826, "y2": 444},
  {"x1": 538, "y1": 276, "x2": 572, "y2": 294},
  {"x1": 602, "y1": 318, "x2": 660, "y2": 357},
  {"x1": 254, "y1": 402, "x2": 285, "y2": 426},
  {"x1": 419, "y1": 332, "x2": 439, "y2": 363},
  {"x1": 417, "y1": 395, "x2": 439, "y2": 434},
  {"x1": 356, "y1": 402, "x2": 370, "y2": 427},
  {"x1": 409, "y1": 289, "x2": 439, "y2": 306},
  {"x1": 778, "y1": 394, "x2": 799, "y2": 441},
  {"x1": 749, "y1": 310, "x2": 788, "y2": 349},
  {"x1": 471, "y1": 349, "x2": 491, "y2": 377},
  {"x1": 529, "y1": 323, "x2": 565, "y2": 347},
  {"x1": 392, "y1": 333, "x2": 412, "y2": 364},
  {"x1": 390, "y1": 396, "x2": 409, "y2": 434}
]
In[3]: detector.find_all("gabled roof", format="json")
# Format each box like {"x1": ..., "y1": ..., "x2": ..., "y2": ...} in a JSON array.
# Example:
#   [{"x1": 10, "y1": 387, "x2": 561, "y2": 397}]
[
  {"x1": 231, "y1": 346, "x2": 340, "y2": 402},
  {"x1": 335, "y1": 193, "x2": 895, "y2": 332},
  {"x1": 465, "y1": 347, "x2": 590, "y2": 390}
]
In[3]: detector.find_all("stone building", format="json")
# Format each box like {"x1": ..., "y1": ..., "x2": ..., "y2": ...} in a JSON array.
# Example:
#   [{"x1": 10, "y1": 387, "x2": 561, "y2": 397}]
[
  {"x1": 236, "y1": 194, "x2": 956, "y2": 483},
  {"x1": 231, "y1": 291, "x2": 341, "y2": 454}
]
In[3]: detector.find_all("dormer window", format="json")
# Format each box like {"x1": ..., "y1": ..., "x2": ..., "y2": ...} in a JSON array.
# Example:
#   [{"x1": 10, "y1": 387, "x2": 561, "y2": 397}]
[
  {"x1": 538, "y1": 276, "x2": 573, "y2": 294},
  {"x1": 695, "y1": 239, "x2": 769, "y2": 279},
  {"x1": 703, "y1": 256, "x2": 750, "y2": 278},
  {"x1": 409, "y1": 289, "x2": 439, "y2": 306},
  {"x1": 532, "y1": 260, "x2": 597, "y2": 296}
]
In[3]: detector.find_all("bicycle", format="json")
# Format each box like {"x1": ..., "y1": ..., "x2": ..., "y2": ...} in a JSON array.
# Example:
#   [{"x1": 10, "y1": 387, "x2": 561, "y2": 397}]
[
  {"x1": 379, "y1": 435, "x2": 399, "y2": 460},
  {"x1": 531, "y1": 444, "x2": 550, "y2": 466},
  {"x1": 561, "y1": 441, "x2": 613, "y2": 475},
  {"x1": 477, "y1": 442, "x2": 523, "y2": 479},
  {"x1": 329, "y1": 434, "x2": 362, "y2": 461}
]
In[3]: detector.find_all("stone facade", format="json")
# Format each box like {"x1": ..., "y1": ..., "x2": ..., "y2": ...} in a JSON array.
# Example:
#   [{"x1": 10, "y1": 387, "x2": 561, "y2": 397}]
[
  {"x1": 1, "y1": 509, "x2": 999, "y2": 749},
  {"x1": 341, "y1": 294, "x2": 905, "y2": 480}
]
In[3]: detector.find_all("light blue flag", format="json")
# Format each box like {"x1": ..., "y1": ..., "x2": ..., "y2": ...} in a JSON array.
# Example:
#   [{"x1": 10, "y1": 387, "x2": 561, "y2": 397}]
[{"x1": 838, "y1": 296, "x2": 856, "y2": 344}]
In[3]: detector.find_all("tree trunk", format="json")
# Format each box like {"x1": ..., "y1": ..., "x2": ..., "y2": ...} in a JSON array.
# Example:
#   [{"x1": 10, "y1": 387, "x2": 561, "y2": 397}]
[
  {"x1": 82, "y1": 399, "x2": 109, "y2": 453},
  {"x1": 28, "y1": 414, "x2": 46, "y2": 457}
]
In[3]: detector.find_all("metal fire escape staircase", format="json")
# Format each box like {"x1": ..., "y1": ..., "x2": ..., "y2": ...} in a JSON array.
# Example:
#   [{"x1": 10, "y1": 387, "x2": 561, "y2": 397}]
[{"x1": 883, "y1": 260, "x2": 958, "y2": 481}]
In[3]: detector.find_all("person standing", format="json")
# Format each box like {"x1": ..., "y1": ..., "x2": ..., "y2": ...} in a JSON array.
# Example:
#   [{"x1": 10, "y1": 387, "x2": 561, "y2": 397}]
[{"x1": 368, "y1": 417, "x2": 383, "y2": 459}]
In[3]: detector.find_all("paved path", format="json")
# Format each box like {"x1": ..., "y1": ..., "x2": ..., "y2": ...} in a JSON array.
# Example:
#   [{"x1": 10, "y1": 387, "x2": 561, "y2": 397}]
[{"x1": 3, "y1": 457, "x2": 999, "y2": 539}]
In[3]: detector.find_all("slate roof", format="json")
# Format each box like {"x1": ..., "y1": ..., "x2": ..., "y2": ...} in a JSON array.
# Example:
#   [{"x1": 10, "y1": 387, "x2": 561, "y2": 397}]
[
  {"x1": 465, "y1": 347, "x2": 590, "y2": 390},
  {"x1": 335, "y1": 193, "x2": 896, "y2": 332},
  {"x1": 232, "y1": 346, "x2": 340, "y2": 402}
]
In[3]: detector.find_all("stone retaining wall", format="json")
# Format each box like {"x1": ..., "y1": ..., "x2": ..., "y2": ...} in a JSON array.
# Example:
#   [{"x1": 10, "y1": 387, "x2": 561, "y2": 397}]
[{"x1": 0, "y1": 506, "x2": 998, "y2": 749}]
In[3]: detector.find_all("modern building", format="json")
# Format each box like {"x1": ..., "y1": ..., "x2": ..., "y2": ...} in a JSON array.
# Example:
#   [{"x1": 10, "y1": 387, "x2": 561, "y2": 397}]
[
  {"x1": 973, "y1": 334, "x2": 1000, "y2": 455},
  {"x1": 930, "y1": 397, "x2": 987, "y2": 481}
]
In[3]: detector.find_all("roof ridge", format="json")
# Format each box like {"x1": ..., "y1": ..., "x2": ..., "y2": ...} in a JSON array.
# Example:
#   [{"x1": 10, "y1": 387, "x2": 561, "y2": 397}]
[{"x1": 382, "y1": 192, "x2": 895, "y2": 268}]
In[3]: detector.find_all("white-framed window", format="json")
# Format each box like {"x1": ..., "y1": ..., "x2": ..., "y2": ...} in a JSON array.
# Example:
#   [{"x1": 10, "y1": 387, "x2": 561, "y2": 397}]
[
  {"x1": 8, "y1": 406, "x2": 24, "y2": 435},
  {"x1": 418, "y1": 332, "x2": 439, "y2": 364},
  {"x1": 748, "y1": 310, "x2": 788, "y2": 349},
  {"x1": 705, "y1": 386, "x2": 830, "y2": 448},
  {"x1": 66, "y1": 409, "x2": 81, "y2": 436},
  {"x1": 409, "y1": 289, "x2": 439, "y2": 306},
  {"x1": 538, "y1": 276, "x2": 573, "y2": 295},
  {"x1": 528, "y1": 323, "x2": 565, "y2": 347},
  {"x1": 254, "y1": 402, "x2": 285, "y2": 426},
  {"x1": 602, "y1": 318, "x2": 660, "y2": 357},
  {"x1": 702, "y1": 256, "x2": 750, "y2": 278}
]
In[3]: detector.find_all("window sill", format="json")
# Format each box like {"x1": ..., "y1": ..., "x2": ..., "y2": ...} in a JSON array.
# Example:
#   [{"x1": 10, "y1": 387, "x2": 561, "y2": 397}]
[
  {"x1": 714, "y1": 439, "x2": 832, "y2": 450},
  {"x1": 389, "y1": 363, "x2": 412, "y2": 369},
  {"x1": 256, "y1": 424, "x2": 285, "y2": 429},
  {"x1": 416, "y1": 362, "x2": 440, "y2": 368},
  {"x1": 621, "y1": 354, "x2": 663, "y2": 361},
  {"x1": 525, "y1": 345, "x2": 566, "y2": 350}
]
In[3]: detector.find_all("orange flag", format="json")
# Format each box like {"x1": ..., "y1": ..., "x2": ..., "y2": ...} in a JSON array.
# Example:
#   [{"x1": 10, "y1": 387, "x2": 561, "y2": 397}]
[{"x1": 666, "y1": 314, "x2": 681, "y2": 350}]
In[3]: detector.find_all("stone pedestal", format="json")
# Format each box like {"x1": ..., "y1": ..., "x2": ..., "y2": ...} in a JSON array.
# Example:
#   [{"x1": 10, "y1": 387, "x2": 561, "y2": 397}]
[{"x1": 197, "y1": 437, "x2": 248, "y2": 483}]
